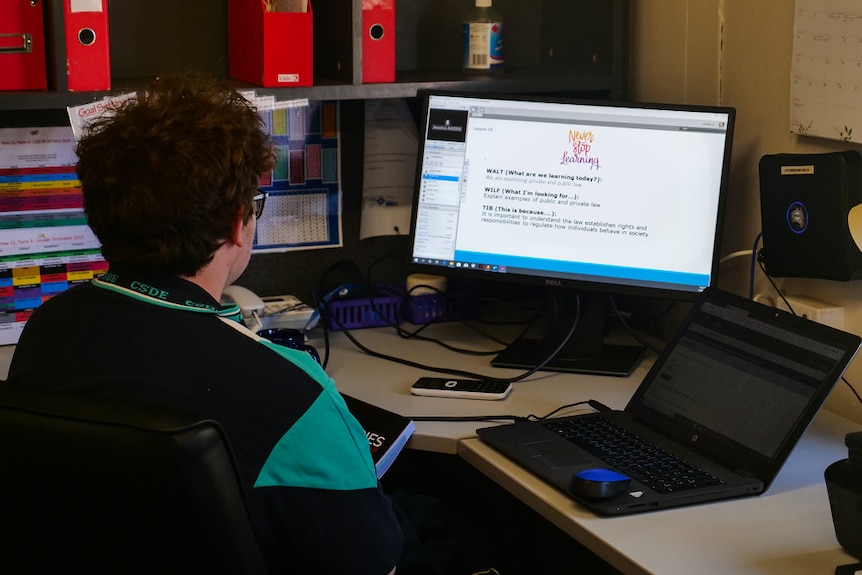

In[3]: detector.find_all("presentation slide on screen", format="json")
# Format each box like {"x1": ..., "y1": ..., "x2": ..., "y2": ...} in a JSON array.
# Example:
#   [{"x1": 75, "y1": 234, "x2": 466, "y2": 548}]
[{"x1": 450, "y1": 113, "x2": 727, "y2": 278}]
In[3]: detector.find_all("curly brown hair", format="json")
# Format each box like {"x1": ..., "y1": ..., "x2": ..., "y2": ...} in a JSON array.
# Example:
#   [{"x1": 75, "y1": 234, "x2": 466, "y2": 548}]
[{"x1": 75, "y1": 72, "x2": 276, "y2": 276}]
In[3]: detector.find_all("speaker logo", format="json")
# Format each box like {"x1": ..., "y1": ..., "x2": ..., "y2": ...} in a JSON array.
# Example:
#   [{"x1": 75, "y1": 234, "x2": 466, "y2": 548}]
[{"x1": 786, "y1": 202, "x2": 808, "y2": 233}]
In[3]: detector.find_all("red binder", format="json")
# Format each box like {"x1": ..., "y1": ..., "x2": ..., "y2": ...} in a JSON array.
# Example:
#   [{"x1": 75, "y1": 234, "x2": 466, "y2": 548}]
[
  {"x1": 361, "y1": 0, "x2": 395, "y2": 83},
  {"x1": 0, "y1": 0, "x2": 48, "y2": 91},
  {"x1": 64, "y1": 0, "x2": 111, "y2": 91}
]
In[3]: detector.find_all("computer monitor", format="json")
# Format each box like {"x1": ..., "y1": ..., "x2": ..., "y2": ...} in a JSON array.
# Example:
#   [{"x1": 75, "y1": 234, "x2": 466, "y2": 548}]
[
  {"x1": 0, "y1": 110, "x2": 105, "y2": 345},
  {"x1": 408, "y1": 91, "x2": 735, "y2": 376}
]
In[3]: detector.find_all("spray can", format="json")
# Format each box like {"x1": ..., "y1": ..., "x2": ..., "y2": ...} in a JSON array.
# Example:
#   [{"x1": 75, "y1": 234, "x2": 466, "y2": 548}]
[{"x1": 462, "y1": 0, "x2": 504, "y2": 73}]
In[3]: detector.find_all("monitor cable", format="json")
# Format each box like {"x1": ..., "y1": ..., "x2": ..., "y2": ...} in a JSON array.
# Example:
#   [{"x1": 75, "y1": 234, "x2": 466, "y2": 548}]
[
  {"x1": 406, "y1": 399, "x2": 610, "y2": 425},
  {"x1": 608, "y1": 296, "x2": 663, "y2": 356},
  {"x1": 314, "y1": 289, "x2": 582, "y2": 385},
  {"x1": 755, "y1": 247, "x2": 862, "y2": 409},
  {"x1": 363, "y1": 253, "x2": 550, "y2": 355},
  {"x1": 391, "y1": 282, "x2": 542, "y2": 356}
]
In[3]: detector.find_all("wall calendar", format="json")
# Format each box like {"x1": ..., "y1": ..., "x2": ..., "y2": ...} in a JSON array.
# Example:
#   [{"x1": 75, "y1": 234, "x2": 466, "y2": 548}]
[{"x1": 792, "y1": 1, "x2": 862, "y2": 142}]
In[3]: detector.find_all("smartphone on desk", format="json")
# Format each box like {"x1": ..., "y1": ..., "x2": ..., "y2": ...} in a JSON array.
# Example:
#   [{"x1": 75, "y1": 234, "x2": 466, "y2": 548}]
[{"x1": 410, "y1": 377, "x2": 512, "y2": 400}]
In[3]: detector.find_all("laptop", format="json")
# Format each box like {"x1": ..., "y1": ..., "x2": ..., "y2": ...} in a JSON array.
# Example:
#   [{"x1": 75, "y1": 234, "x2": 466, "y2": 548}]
[{"x1": 477, "y1": 287, "x2": 862, "y2": 515}]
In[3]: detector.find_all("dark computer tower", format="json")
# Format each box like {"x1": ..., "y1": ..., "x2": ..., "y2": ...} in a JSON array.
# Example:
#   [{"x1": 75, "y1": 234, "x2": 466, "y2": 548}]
[{"x1": 759, "y1": 151, "x2": 862, "y2": 280}]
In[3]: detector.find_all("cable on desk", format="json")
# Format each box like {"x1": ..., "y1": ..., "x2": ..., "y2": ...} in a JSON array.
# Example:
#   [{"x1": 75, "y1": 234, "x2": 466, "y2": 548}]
[
  {"x1": 608, "y1": 296, "x2": 663, "y2": 355},
  {"x1": 393, "y1": 283, "x2": 542, "y2": 357},
  {"x1": 366, "y1": 253, "x2": 548, "y2": 357},
  {"x1": 409, "y1": 414, "x2": 529, "y2": 423},
  {"x1": 317, "y1": 289, "x2": 581, "y2": 385},
  {"x1": 843, "y1": 375, "x2": 862, "y2": 406},
  {"x1": 754, "y1": 253, "x2": 862, "y2": 409},
  {"x1": 530, "y1": 399, "x2": 609, "y2": 421},
  {"x1": 749, "y1": 231, "x2": 763, "y2": 301},
  {"x1": 310, "y1": 259, "x2": 663, "y2": 387},
  {"x1": 405, "y1": 399, "x2": 608, "y2": 425},
  {"x1": 314, "y1": 258, "x2": 578, "y2": 370}
]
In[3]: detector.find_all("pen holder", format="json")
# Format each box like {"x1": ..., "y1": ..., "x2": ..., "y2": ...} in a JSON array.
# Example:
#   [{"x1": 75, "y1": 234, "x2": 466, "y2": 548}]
[{"x1": 227, "y1": 0, "x2": 314, "y2": 87}]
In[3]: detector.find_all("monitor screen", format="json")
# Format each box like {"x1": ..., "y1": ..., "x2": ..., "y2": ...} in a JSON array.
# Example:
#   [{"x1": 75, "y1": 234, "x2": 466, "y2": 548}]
[
  {"x1": 409, "y1": 92, "x2": 735, "y2": 375},
  {"x1": 0, "y1": 110, "x2": 105, "y2": 345}
]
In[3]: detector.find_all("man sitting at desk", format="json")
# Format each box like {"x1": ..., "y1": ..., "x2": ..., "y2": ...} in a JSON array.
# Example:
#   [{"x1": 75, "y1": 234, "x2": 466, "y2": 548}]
[{"x1": 7, "y1": 72, "x2": 403, "y2": 574}]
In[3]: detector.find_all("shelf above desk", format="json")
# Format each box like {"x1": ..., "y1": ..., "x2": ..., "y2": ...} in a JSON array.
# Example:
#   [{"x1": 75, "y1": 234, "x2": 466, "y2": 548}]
[
  {"x1": 0, "y1": 0, "x2": 628, "y2": 111},
  {"x1": 0, "y1": 71, "x2": 623, "y2": 111}
]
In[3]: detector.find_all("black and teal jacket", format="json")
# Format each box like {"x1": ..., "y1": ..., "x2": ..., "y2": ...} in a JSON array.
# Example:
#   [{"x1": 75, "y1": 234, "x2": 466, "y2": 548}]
[{"x1": 7, "y1": 270, "x2": 403, "y2": 575}]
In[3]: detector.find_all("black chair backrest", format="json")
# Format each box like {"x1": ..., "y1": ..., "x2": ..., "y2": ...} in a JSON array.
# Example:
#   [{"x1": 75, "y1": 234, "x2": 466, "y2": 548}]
[{"x1": 0, "y1": 383, "x2": 271, "y2": 575}]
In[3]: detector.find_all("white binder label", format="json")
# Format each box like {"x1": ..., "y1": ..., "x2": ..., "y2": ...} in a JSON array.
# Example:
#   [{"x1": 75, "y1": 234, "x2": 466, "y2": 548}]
[{"x1": 70, "y1": 0, "x2": 103, "y2": 13}]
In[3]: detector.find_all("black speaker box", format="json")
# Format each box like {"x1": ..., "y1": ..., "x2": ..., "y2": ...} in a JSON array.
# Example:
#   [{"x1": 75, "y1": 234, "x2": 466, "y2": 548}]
[
  {"x1": 759, "y1": 151, "x2": 862, "y2": 280},
  {"x1": 826, "y1": 432, "x2": 862, "y2": 563},
  {"x1": 827, "y1": 459, "x2": 862, "y2": 564}
]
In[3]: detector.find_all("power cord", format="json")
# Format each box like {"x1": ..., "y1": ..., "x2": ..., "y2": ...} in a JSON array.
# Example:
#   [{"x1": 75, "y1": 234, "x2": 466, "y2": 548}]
[
  {"x1": 755, "y1": 244, "x2": 862, "y2": 408},
  {"x1": 843, "y1": 375, "x2": 862, "y2": 406},
  {"x1": 315, "y1": 288, "x2": 582, "y2": 385},
  {"x1": 749, "y1": 231, "x2": 763, "y2": 300},
  {"x1": 391, "y1": 283, "x2": 542, "y2": 357},
  {"x1": 311, "y1": 257, "x2": 661, "y2": 381},
  {"x1": 608, "y1": 296, "x2": 663, "y2": 355},
  {"x1": 756, "y1": 251, "x2": 797, "y2": 312},
  {"x1": 407, "y1": 399, "x2": 609, "y2": 425}
]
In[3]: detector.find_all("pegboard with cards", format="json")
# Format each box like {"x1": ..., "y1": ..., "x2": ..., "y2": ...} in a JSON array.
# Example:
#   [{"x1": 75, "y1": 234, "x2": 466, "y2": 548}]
[{"x1": 253, "y1": 100, "x2": 342, "y2": 252}]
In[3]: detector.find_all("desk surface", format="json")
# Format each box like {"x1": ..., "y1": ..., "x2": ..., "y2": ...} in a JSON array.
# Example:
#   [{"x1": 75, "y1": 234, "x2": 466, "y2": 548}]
[
  {"x1": 2, "y1": 322, "x2": 859, "y2": 575},
  {"x1": 319, "y1": 324, "x2": 860, "y2": 575},
  {"x1": 318, "y1": 322, "x2": 656, "y2": 454}
]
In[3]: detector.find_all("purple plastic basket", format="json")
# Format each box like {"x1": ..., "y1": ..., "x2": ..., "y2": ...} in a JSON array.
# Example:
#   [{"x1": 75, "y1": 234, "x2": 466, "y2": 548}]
[
  {"x1": 322, "y1": 286, "x2": 401, "y2": 330},
  {"x1": 321, "y1": 282, "x2": 478, "y2": 330},
  {"x1": 397, "y1": 282, "x2": 479, "y2": 324}
]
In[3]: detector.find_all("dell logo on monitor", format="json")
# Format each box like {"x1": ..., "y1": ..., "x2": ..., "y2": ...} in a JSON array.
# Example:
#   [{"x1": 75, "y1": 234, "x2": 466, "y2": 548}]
[{"x1": 545, "y1": 279, "x2": 562, "y2": 287}]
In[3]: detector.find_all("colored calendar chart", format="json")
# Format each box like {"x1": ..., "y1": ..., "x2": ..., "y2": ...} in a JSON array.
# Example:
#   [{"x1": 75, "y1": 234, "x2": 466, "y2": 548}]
[
  {"x1": 254, "y1": 100, "x2": 342, "y2": 252},
  {"x1": 0, "y1": 135, "x2": 101, "y2": 255},
  {"x1": 0, "y1": 250, "x2": 107, "y2": 345},
  {"x1": 0, "y1": 166, "x2": 83, "y2": 212},
  {"x1": 0, "y1": 123, "x2": 105, "y2": 344},
  {"x1": 0, "y1": 251, "x2": 106, "y2": 307}
]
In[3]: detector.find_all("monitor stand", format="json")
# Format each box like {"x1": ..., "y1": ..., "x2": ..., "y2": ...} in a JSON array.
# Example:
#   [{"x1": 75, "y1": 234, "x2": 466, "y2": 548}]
[{"x1": 490, "y1": 291, "x2": 644, "y2": 377}]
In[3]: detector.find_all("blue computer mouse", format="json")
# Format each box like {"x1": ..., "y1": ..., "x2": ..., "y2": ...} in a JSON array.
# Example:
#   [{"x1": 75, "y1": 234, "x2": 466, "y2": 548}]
[{"x1": 569, "y1": 468, "x2": 631, "y2": 500}]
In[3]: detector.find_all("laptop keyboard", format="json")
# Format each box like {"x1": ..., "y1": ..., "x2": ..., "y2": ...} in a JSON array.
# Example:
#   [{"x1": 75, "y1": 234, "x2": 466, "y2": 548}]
[{"x1": 543, "y1": 416, "x2": 726, "y2": 494}]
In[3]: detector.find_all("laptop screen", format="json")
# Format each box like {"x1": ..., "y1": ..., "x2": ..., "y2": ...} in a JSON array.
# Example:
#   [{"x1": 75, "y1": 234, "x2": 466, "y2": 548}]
[{"x1": 629, "y1": 289, "x2": 860, "y2": 483}]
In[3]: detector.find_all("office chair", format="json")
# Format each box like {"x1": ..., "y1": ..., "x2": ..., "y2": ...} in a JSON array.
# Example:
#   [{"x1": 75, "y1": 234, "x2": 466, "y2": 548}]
[{"x1": 0, "y1": 382, "x2": 273, "y2": 575}]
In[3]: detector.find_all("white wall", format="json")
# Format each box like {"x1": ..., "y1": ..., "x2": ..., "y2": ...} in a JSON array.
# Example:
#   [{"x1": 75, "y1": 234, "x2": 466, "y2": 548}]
[{"x1": 630, "y1": 0, "x2": 862, "y2": 423}]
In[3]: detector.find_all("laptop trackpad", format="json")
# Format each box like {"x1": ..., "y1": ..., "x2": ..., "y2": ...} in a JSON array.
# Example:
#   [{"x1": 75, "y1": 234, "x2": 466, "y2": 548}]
[{"x1": 522, "y1": 440, "x2": 591, "y2": 469}]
